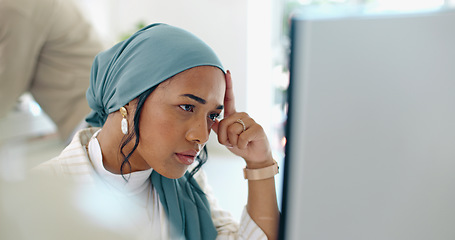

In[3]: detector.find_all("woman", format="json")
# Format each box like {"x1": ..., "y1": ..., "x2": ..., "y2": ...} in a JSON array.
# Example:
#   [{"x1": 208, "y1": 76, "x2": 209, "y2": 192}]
[{"x1": 37, "y1": 23, "x2": 280, "y2": 239}]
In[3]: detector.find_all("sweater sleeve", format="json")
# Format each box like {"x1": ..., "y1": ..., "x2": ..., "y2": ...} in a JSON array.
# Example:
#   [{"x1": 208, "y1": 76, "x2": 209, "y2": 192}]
[{"x1": 193, "y1": 169, "x2": 268, "y2": 240}]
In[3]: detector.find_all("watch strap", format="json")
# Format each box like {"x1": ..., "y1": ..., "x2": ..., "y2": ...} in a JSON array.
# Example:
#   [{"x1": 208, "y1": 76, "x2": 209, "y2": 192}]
[{"x1": 243, "y1": 161, "x2": 279, "y2": 180}]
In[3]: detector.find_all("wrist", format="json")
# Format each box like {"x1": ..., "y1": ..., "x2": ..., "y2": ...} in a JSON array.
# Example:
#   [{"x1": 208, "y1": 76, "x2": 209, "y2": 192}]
[
  {"x1": 243, "y1": 159, "x2": 279, "y2": 181},
  {"x1": 245, "y1": 157, "x2": 275, "y2": 169}
]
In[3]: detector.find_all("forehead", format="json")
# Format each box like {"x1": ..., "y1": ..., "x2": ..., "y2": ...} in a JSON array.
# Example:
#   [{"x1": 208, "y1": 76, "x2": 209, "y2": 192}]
[{"x1": 160, "y1": 66, "x2": 226, "y2": 102}]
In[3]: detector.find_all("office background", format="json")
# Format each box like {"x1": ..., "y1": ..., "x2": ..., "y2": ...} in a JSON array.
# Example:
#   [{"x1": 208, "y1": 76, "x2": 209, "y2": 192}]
[{"x1": 1, "y1": 0, "x2": 454, "y2": 222}]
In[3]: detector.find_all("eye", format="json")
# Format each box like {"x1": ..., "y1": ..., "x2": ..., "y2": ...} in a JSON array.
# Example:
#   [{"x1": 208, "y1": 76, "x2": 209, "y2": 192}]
[
  {"x1": 208, "y1": 113, "x2": 220, "y2": 122},
  {"x1": 179, "y1": 104, "x2": 194, "y2": 112}
]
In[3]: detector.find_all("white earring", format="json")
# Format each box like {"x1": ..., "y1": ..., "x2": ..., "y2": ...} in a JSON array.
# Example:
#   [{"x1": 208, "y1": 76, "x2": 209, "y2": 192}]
[{"x1": 120, "y1": 107, "x2": 128, "y2": 135}]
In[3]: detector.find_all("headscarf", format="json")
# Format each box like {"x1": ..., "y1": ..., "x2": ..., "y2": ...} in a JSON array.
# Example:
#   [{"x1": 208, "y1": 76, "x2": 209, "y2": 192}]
[
  {"x1": 86, "y1": 23, "x2": 224, "y2": 127},
  {"x1": 151, "y1": 171, "x2": 217, "y2": 239},
  {"x1": 86, "y1": 23, "x2": 223, "y2": 239}
]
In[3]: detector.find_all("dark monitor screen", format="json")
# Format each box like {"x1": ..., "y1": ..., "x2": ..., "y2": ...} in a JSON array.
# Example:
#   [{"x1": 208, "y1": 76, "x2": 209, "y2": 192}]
[{"x1": 280, "y1": 7, "x2": 455, "y2": 240}]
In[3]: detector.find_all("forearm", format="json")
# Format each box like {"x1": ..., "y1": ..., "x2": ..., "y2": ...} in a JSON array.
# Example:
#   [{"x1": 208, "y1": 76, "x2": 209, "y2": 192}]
[{"x1": 246, "y1": 159, "x2": 280, "y2": 240}]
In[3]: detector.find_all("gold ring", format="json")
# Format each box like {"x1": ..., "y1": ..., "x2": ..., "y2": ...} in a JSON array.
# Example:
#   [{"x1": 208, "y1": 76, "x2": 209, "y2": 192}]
[{"x1": 235, "y1": 119, "x2": 246, "y2": 132}]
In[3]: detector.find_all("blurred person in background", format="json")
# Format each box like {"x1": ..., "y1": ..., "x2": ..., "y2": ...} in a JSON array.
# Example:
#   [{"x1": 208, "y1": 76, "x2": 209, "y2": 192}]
[
  {"x1": 0, "y1": 0, "x2": 103, "y2": 141},
  {"x1": 36, "y1": 24, "x2": 280, "y2": 240}
]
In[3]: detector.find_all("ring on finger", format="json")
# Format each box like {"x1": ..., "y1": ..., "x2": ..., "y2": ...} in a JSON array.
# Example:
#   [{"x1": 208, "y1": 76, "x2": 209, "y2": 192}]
[{"x1": 235, "y1": 119, "x2": 246, "y2": 132}]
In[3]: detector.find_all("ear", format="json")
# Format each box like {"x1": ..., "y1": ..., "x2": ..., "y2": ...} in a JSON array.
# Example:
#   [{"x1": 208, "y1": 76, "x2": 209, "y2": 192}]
[{"x1": 125, "y1": 98, "x2": 139, "y2": 114}]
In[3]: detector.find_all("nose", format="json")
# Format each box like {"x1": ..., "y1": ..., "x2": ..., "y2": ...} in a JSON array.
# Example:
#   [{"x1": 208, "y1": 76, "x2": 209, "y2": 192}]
[{"x1": 185, "y1": 116, "x2": 210, "y2": 144}]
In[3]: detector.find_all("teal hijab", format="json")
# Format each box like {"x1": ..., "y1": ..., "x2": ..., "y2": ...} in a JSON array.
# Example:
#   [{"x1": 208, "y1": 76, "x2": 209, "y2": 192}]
[
  {"x1": 86, "y1": 23, "x2": 222, "y2": 239},
  {"x1": 151, "y1": 171, "x2": 217, "y2": 239}
]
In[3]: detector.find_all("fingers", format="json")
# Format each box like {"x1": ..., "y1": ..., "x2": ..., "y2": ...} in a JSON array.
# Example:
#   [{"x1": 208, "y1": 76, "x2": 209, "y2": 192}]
[
  {"x1": 230, "y1": 122, "x2": 260, "y2": 150},
  {"x1": 223, "y1": 70, "x2": 236, "y2": 118},
  {"x1": 214, "y1": 71, "x2": 268, "y2": 155},
  {"x1": 227, "y1": 122, "x2": 243, "y2": 147},
  {"x1": 211, "y1": 119, "x2": 220, "y2": 135},
  {"x1": 213, "y1": 112, "x2": 272, "y2": 164},
  {"x1": 216, "y1": 113, "x2": 256, "y2": 149}
]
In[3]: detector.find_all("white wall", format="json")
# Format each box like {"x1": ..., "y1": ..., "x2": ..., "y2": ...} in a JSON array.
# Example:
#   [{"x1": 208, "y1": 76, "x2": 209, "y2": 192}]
[{"x1": 79, "y1": 0, "x2": 250, "y2": 113}]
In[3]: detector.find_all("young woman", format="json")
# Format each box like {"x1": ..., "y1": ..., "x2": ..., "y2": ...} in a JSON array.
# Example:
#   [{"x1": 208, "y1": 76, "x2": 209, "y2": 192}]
[{"x1": 37, "y1": 23, "x2": 280, "y2": 240}]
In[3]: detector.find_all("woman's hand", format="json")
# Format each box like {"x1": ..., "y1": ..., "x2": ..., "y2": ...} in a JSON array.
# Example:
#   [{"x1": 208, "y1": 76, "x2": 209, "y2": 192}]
[
  {"x1": 211, "y1": 70, "x2": 273, "y2": 168},
  {"x1": 212, "y1": 71, "x2": 280, "y2": 240}
]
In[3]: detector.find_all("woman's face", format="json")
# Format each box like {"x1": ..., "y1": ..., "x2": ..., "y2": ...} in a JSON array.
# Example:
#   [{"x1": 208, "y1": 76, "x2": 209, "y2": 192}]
[{"x1": 134, "y1": 66, "x2": 225, "y2": 179}]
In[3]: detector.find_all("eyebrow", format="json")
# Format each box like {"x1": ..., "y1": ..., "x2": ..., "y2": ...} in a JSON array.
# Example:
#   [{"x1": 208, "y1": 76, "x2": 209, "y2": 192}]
[{"x1": 181, "y1": 94, "x2": 224, "y2": 110}]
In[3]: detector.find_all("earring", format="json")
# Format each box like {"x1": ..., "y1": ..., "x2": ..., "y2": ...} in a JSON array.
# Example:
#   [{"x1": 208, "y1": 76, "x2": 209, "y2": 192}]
[{"x1": 120, "y1": 107, "x2": 128, "y2": 135}]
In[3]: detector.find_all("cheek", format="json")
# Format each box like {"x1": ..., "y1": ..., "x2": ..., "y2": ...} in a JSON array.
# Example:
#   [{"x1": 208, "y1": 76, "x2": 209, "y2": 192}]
[{"x1": 138, "y1": 108, "x2": 181, "y2": 146}]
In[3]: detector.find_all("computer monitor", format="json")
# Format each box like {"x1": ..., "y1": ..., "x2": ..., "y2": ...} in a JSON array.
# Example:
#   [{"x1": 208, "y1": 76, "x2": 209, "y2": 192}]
[{"x1": 280, "y1": 7, "x2": 455, "y2": 240}]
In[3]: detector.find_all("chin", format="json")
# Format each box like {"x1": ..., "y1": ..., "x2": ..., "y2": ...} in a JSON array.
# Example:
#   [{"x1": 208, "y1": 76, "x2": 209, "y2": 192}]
[
  {"x1": 165, "y1": 173, "x2": 186, "y2": 179},
  {"x1": 158, "y1": 168, "x2": 188, "y2": 179}
]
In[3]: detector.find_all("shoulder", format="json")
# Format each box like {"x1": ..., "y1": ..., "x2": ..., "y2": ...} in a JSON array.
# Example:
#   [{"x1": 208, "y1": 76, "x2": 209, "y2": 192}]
[{"x1": 32, "y1": 128, "x2": 100, "y2": 181}]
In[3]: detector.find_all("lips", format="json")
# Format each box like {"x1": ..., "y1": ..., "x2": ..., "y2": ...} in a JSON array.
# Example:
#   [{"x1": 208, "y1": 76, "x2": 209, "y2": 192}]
[{"x1": 175, "y1": 150, "x2": 198, "y2": 165}]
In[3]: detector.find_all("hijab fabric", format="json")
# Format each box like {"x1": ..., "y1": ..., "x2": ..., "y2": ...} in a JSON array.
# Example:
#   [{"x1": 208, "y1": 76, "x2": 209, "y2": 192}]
[
  {"x1": 85, "y1": 23, "x2": 223, "y2": 239},
  {"x1": 151, "y1": 171, "x2": 217, "y2": 239}
]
